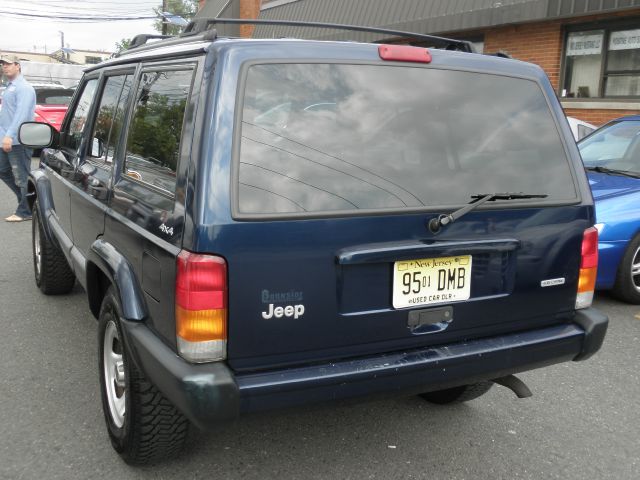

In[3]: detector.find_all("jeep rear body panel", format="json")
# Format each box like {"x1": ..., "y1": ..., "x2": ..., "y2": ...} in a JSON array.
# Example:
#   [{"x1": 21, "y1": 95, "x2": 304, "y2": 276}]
[{"x1": 182, "y1": 40, "x2": 595, "y2": 372}]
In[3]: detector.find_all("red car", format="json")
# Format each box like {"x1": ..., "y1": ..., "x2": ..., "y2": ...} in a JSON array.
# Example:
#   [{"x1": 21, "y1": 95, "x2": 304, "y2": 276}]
[{"x1": 32, "y1": 84, "x2": 75, "y2": 131}]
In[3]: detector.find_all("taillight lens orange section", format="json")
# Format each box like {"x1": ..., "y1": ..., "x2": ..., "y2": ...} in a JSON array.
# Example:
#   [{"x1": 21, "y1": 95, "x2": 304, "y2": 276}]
[
  {"x1": 175, "y1": 251, "x2": 227, "y2": 343},
  {"x1": 578, "y1": 267, "x2": 597, "y2": 294}
]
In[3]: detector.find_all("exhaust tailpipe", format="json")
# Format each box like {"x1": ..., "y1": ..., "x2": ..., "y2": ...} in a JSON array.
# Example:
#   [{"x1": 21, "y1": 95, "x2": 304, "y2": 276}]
[{"x1": 492, "y1": 375, "x2": 533, "y2": 398}]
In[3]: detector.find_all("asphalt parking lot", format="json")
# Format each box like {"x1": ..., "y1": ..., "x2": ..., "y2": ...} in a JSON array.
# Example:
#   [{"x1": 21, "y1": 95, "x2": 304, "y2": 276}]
[{"x1": 0, "y1": 180, "x2": 638, "y2": 480}]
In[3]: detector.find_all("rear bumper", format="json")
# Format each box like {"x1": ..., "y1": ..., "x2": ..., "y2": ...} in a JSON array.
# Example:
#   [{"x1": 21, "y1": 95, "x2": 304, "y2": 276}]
[{"x1": 122, "y1": 308, "x2": 608, "y2": 430}]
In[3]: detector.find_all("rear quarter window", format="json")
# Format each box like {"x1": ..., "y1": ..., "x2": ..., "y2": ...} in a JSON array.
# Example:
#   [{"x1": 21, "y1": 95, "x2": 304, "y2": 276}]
[
  {"x1": 35, "y1": 88, "x2": 74, "y2": 105},
  {"x1": 123, "y1": 68, "x2": 194, "y2": 195},
  {"x1": 236, "y1": 63, "x2": 577, "y2": 217}
]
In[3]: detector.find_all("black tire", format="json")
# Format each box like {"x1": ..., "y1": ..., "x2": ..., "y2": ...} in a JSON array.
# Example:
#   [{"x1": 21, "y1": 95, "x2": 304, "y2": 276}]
[
  {"x1": 98, "y1": 287, "x2": 189, "y2": 465},
  {"x1": 612, "y1": 234, "x2": 640, "y2": 304},
  {"x1": 419, "y1": 381, "x2": 493, "y2": 405},
  {"x1": 32, "y1": 201, "x2": 75, "y2": 295}
]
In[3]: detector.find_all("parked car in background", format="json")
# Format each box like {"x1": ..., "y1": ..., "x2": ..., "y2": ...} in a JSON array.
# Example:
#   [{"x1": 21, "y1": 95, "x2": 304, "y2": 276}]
[
  {"x1": 32, "y1": 83, "x2": 75, "y2": 131},
  {"x1": 578, "y1": 115, "x2": 640, "y2": 303},
  {"x1": 567, "y1": 116, "x2": 596, "y2": 141}
]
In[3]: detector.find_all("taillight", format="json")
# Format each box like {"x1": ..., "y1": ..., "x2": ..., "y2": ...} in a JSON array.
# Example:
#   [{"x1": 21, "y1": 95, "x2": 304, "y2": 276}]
[
  {"x1": 175, "y1": 250, "x2": 227, "y2": 362},
  {"x1": 576, "y1": 227, "x2": 598, "y2": 309},
  {"x1": 378, "y1": 44, "x2": 432, "y2": 63}
]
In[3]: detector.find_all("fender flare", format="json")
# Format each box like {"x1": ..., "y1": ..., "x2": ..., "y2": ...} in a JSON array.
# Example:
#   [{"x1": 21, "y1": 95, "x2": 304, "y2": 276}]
[
  {"x1": 86, "y1": 239, "x2": 148, "y2": 321},
  {"x1": 28, "y1": 170, "x2": 55, "y2": 242}
]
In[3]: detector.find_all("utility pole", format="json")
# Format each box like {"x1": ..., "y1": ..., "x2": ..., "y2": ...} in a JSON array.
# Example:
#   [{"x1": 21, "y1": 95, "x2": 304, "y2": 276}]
[
  {"x1": 58, "y1": 31, "x2": 68, "y2": 61},
  {"x1": 162, "y1": 0, "x2": 168, "y2": 35}
]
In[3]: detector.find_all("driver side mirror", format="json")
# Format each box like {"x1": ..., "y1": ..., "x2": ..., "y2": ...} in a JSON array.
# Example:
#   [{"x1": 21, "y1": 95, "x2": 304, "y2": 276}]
[{"x1": 19, "y1": 122, "x2": 57, "y2": 148}]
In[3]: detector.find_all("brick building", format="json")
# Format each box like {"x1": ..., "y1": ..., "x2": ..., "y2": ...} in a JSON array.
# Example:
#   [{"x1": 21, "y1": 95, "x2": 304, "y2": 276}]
[{"x1": 230, "y1": 0, "x2": 640, "y2": 126}]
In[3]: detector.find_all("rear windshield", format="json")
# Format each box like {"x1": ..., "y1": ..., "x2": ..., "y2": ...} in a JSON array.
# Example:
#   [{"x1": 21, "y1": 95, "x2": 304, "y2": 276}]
[
  {"x1": 237, "y1": 63, "x2": 576, "y2": 216},
  {"x1": 35, "y1": 88, "x2": 74, "y2": 105}
]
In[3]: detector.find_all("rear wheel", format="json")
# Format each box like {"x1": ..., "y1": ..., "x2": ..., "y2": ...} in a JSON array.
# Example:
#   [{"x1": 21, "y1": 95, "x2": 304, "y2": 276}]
[
  {"x1": 419, "y1": 381, "x2": 493, "y2": 405},
  {"x1": 32, "y1": 201, "x2": 75, "y2": 294},
  {"x1": 612, "y1": 234, "x2": 640, "y2": 304},
  {"x1": 98, "y1": 287, "x2": 189, "y2": 465}
]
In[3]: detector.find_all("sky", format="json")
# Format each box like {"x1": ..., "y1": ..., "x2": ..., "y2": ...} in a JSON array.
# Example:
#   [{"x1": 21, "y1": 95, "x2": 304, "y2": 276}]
[{"x1": 0, "y1": 0, "x2": 164, "y2": 53}]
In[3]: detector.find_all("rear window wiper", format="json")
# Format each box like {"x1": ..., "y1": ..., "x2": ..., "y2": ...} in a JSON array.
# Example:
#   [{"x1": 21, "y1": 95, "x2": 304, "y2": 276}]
[
  {"x1": 428, "y1": 192, "x2": 548, "y2": 234},
  {"x1": 585, "y1": 166, "x2": 640, "y2": 179}
]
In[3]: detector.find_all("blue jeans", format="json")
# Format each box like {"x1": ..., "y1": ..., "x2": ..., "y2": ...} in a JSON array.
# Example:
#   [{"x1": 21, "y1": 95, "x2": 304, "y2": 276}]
[{"x1": 0, "y1": 144, "x2": 33, "y2": 218}]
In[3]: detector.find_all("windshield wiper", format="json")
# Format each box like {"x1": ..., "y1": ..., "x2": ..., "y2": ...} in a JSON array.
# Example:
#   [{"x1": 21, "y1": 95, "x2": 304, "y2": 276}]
[
  {"x1": 428, "y1": 192, "x2": 548, "y2": 234},
  {"x1": 585, "y1": 166, "x2": 640, "y2": 179}
]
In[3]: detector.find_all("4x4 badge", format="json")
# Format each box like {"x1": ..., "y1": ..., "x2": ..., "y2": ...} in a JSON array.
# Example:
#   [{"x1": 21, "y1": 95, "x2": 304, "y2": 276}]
[{"x1": 159, "y1": 223, "x2": 174, "y2": 236}]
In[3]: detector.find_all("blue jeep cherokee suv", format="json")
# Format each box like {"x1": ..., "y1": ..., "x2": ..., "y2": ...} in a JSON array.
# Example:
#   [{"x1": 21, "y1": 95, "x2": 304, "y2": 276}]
[{"x1": 20, "y1": 20, "x2": 608, "y2": 465}]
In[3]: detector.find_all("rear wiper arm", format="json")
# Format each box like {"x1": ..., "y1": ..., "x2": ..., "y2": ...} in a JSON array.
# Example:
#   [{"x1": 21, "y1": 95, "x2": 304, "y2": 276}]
[
  {"x1": 585, "y1": 166, "x2": 640, "y2": 178},
  {"x1": 428, "y1": 192, "x2": 548, "y2": 234}
]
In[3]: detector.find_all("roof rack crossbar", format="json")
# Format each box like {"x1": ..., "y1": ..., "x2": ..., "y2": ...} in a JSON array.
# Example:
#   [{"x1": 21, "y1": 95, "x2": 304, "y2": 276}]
[
  {"x1": 128, "y1": 34, "x2": 173, "y2": 50},
  {"x1": 185, "y1": 17, "x2": 474, "y2": 53},
  {"x1": 114, "y1": 30, "x2": 217, "y2": 58}
]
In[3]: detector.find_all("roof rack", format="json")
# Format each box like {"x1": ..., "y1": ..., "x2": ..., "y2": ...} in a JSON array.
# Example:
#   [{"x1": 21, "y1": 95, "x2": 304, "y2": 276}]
[
  {"x1": 183, "y1": 17, "x2": 474, "y2": 53},
  {"x1": 128, "y1": 34, "x2": 173, "y2": 50},
  {"x1": 114, "y1": 30, "x2": 218, "y2": 57}
]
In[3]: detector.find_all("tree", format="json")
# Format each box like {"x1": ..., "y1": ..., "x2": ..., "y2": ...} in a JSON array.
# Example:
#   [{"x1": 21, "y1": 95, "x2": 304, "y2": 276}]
[
  {"x1": 115, "y1": 38, "x2": 131, "y2": 53},
  {"x1": 153, "y1": 0, "x2": 199, "y2": 36}
]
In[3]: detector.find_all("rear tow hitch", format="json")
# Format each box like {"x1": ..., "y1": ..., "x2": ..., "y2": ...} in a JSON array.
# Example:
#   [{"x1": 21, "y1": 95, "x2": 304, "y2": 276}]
[{"x1": 492, "y1": 375, "x2": 533, "y2": 398}]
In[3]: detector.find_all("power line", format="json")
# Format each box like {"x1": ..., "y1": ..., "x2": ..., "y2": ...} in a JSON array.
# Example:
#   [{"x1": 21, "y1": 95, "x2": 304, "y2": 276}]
[
  {"x1": 5, "y1": 4, "x2": 157, "y2": 15},
  {"x1": 0, "y1": 11, "x2": 158, "y2": 22},
  {"x1": 0, "y1": 0, "x2": 174, "y2": 17}
]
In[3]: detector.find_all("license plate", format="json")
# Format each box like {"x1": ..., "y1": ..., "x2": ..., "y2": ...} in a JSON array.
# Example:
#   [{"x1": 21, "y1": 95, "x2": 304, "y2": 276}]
[{"x1": 392, "y1": 255, "x2": 472, "y2": 309}]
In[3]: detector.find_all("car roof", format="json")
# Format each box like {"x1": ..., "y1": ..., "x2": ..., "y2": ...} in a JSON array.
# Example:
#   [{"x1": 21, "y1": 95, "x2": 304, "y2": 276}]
[
  {"x1": 88, "y1": 35, "x2": 542, "y2": 83},
  {"x1": 30, "y1": 83, "x2": 67, "y2": 89},
  {"x1": 613, "y1": 115, "x2": 640, "y2": 122}
]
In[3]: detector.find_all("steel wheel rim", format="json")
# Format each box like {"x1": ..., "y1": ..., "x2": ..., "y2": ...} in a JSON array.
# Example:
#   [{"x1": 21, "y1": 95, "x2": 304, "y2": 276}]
[
  {"x1": 33, "y1": 219, "x2": 41, "y2": 279},
  {"x1": 632, "y1": 246, "x2": 640, "y2": 292},
  {"x1": 103, "y1": 320, "x2": 126, "y2": 428}
]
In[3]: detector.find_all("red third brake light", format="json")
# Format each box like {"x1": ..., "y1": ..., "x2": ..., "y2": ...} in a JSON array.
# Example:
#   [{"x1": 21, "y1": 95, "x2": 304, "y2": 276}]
[{"x1": 378, "y1": 44, "x2": 432, "y2": 63}]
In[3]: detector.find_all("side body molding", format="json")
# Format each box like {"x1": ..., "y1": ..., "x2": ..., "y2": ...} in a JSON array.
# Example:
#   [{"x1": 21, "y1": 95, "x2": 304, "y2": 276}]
[
  {"x1": 87, "y1": 239, "x2": 148, "y2": 321},
  {"x1": 28, "y1": 170, "x2": 55, "y2": 242}
]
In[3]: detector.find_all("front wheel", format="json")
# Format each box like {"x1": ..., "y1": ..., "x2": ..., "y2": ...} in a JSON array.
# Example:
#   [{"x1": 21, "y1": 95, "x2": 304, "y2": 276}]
[
  {"x1": 98, "y1": 287, "x2": 189, "y2": 465},
  {"x1": 32, "y1": 201, "x2": 75, "y2": 295},
  {"x1": 612, "y1": 234, "x2": 640, "y2": 304},
  {"x1": 419, "y1": 381, "x2": 493, "y2": 405}
]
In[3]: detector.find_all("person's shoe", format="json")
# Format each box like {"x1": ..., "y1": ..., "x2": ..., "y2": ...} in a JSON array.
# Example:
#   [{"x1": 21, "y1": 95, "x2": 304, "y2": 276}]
[{"x1": 4, "y1": 214, "x2": 31, "y2": 222}]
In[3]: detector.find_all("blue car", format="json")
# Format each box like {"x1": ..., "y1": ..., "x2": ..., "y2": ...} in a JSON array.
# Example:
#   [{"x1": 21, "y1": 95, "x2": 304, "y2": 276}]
[{"x1": 579, "y1": 116, "x2": 640, "y2": 303}]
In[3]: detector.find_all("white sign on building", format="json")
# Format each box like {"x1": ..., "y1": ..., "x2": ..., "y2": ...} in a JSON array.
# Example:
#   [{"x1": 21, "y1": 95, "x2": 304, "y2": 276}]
[
  {"x1": 609, "y1": 29, "x2": 640, "y2": 51},
  {"x1": 567, "y1": 32, "x2": 604, "y2": 56}
]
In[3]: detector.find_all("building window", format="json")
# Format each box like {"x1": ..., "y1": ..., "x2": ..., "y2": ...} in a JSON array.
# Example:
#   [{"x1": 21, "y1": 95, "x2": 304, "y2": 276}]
[
  {"x1": 562, "y1": 24, "x2": 640, "y2": 98},
  {"x1": 85, "y1": 56, "x2": 102, "y2": 64},
  {"x1": 606, "y1": 29, "x2": 640, "y2": 96}
]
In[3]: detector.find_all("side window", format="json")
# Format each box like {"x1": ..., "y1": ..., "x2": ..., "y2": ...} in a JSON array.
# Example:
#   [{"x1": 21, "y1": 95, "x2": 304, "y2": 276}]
[
  {"x1": 63, "y1": 79, "x2": 99, "y2": 152},
  {"x1": 89, "y1": 75, "x2": 133, "y2": 164},
  {"x1": 123, "y1": 68, "x2": 194, "y2": 195}
]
